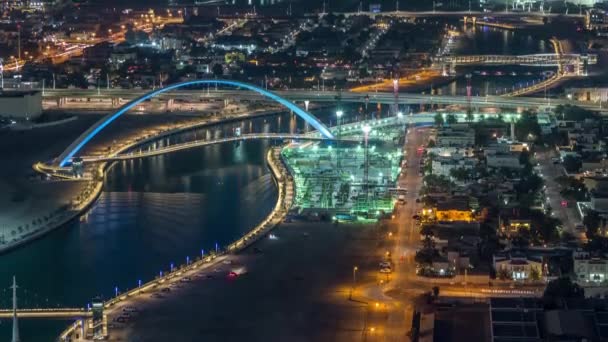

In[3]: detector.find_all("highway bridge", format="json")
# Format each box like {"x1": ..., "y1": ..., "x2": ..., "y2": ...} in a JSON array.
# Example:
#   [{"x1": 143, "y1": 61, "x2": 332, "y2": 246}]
[
  {"x1": 433, "y1": 53, "x2": 597, "y2": 68},
  {"x1": 0, "y1": 308, "x2": 91, "y2": 319},
  {"x1": 332, "y1": 10, "x2": 584, "y2": 19},
  {"x1": 40, "y1": 88, "x2": 604, "y2": 112}
]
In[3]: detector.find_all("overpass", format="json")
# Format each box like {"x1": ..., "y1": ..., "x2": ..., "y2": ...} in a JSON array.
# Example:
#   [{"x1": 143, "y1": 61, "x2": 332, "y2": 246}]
[
  {"x1": 0, "y1": 308, "x2": 91, "y2": 319},
  {"x1": 433, "y1": 53, "x2": 597, "y2": 68},
  {"x1": 40, "y1": 88, "x2": 604, "y2": 111},
  {"x1": 334, "y1": 10, "x2": 584, "y2": 19}
]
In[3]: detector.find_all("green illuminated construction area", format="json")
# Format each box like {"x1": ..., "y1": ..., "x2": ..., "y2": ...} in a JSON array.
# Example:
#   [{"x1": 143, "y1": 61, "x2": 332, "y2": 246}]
[{"x1": 281, "y1": 133, "x2": 403, "y2": 218}]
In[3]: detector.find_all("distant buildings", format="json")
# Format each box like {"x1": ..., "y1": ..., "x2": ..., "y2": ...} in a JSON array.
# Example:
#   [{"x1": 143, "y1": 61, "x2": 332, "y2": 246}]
[{"x1": 0, "y1": 90, "x2": 42, "y2": 119}]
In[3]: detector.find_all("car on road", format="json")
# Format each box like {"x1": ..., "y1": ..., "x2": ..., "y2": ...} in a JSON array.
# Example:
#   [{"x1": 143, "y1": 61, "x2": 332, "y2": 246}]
[
  {"x1": 160, "y1": 287, "x2": 171, "y2": 293},
  {"x1": 379, "y1": 268, "x2": 392, "y2": 274},
  {"x1": 379, "y1": 261, "x2": 391, "y2": 268}
]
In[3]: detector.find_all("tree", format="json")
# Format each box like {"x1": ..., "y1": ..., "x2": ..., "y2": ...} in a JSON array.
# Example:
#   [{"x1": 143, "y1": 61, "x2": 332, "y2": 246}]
[
  {"x1": 530, "y1": 266, "x2": 541, "y2": 281},
  {"x1": 434, "y1": 113, "x2": 444, "y2": 127},
  {"x1": 497, "y1": 267, "x2": 511, "y2": 281},
  {"x1": 427, "y1": 139, "x2": 436, "y2": 148},
  {"x1": 422, "y1": 174, "x2": 453, "y2": 193},
  {"x1": 515, "y1": 111, "x2": 541, "y2": 142},
  {"x1": 212, "y1": 64, "x2": 224, "y2": 77},
  {"x1": 543, "y1": 277, "x2": 584, "y2": 309},
  {"x1": 465, "y1": 111, "x2": 474, "y2": 123},
  {"x1": 446, "y1": 113, "x2": 458, "y2": 125},
  {"x1": 554, "y1": 104, "x2": 597, "y2": 121},
  {"x1": 432, "y1": 286, "x2": 440, "y2": 298},
  {"x1": 519, "y1": 149, "x2": 531, "y2": 166},
  {"x1": 450, "y1": 167, "x2": 472, "y2": 182},
  {"x1": 584, "y1": 210, "x2": 602, "y2": 238},
  {"x1": 562, "y1": 155, "x2": 581, "y2": 173}
]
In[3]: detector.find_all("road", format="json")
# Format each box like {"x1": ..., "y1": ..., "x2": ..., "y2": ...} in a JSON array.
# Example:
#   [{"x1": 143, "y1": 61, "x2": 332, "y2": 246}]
[
  {"x1": 536, "y1": 149, "x2": 585, "y2": 240},
  {"x1": 384, "y1": 126, "x2": 429, "y2": 341},
  {"x1": 39, "y1": 88, "x2": 607, "y2": 112}
]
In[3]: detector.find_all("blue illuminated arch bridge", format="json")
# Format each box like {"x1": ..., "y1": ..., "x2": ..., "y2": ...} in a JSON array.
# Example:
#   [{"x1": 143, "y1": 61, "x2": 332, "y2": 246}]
[{"x1": 57, "y1": 79, "x2": 335, "y2": 167}]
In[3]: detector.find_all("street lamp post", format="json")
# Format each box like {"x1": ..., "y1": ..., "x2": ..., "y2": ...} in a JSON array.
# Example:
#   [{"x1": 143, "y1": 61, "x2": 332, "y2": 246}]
[
  {"x1": 0, "y1": 58, "x2": 3, "y2": 89},
  {"x1": 362, "y1": 124, "x2": 372, "y2": 207},
  {"x1": 336, "y1": 110, "x2": 343, "y2": 170},
  {"x1": 350, "y1": 266, "x2": 358, "y2": 300}
]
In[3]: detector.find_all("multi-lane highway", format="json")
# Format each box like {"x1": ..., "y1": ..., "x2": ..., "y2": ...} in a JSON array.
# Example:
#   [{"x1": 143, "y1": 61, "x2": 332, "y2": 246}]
[{"x1": 39, "y1": 88, "x2": 605, "y2": 111}]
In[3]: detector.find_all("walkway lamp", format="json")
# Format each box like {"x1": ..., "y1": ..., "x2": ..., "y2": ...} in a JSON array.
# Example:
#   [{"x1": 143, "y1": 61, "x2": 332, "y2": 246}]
[{"x1": 350, "y1": 265, "x2": 359, "y2": 299}]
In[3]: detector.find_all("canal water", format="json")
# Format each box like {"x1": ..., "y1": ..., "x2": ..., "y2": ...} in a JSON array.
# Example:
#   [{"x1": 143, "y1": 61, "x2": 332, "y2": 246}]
[{"x1": 0, "y1": 111, "x2": 324, "y2": 341}]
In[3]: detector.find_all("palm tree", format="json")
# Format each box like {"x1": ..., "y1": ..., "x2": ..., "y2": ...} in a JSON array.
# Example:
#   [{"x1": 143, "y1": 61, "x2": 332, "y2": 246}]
[
  {"x1": 434, "y1": 113, "x2": 444, "y2": 127},
  {"x1": 530, "y1": 266, "x2": 541, "y2": 281},
  {"x1": 497, "y1": 267, "x2": 511, "y2": 281},
  {"x1": 446, "y1": 113, "x2": 457, "y2": 125}
]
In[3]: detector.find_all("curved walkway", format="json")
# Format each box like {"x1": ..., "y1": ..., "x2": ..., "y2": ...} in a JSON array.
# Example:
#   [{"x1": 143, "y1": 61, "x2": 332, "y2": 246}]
[{"x1": 81, "y1": 134, "x2": 360, "y2": 163}]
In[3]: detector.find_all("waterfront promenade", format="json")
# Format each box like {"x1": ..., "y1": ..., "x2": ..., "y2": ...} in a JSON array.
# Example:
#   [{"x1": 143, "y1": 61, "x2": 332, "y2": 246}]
[{"x1": 61, "y1": 146, "x2": 294, "y2": 340}]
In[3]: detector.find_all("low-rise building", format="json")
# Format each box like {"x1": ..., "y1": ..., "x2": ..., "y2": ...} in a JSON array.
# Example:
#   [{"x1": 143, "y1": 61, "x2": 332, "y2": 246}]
[
  {"x1": 433, "y1": 197, "x2": 474, "y2": 222},
  {"x1": 493, "y1": 253, "x2": 543, "y2": 281},
  {"x1": 574, "y1": 250, "x2": 608, "y2": 285},
  {"x1": 591, "y1": 190, "x2": 608, "y2": 213},
  {"x1": 431, "y1": 155, "x2": 476, "y2": 180},
  {"x1": 0, "y1": 91, "x2": 42, "y2": 120},
  {"x1": 435, "y1": 126, "x2": 475, "y2": 147},
  {"x1": 486, "y1": 153, "x2": 522, "y2": 169}
]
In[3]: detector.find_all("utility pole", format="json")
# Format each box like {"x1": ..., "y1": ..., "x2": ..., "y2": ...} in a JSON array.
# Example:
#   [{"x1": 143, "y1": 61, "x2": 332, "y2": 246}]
[
  {"x1": 0, "y1": 58, "x2": 4, "y2": 89},
  {"x1": 362, "y1": 125, "x2": 371, "y2": 207},
  {"x1": 17, "y1": 24, "x2": 21, "y2": 71},
  {"x1": 11, "y1": 276, "x2": 20, "y2": 342}
]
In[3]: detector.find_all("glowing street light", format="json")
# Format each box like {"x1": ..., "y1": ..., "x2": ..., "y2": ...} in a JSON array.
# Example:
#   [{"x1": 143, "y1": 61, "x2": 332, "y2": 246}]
[{"x1": 350, "y1": 265, "x2": 359, "y2": 299}]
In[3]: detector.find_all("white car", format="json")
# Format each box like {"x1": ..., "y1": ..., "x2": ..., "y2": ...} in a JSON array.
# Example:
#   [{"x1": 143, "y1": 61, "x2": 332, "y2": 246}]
[
  {"x1": 380, "y1": 267, "x2": 392, "y2": 274},
  {"x1": 379, "y1": 261, "x2": 391, "y2": 268}
]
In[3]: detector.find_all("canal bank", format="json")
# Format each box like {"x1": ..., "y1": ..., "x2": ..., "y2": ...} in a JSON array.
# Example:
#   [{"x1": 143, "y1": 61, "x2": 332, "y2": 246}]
[{"x1": 59, "y1": 144, "x2": 295, "y2": 340}]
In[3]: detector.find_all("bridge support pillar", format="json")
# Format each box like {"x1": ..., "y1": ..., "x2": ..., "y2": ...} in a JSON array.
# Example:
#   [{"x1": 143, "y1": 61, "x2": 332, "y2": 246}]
[
  {"x1": 463, "y1": 16, "x2": 468, "y2": 25},
  {"x1": 166, "y1": 98, "x2": 174, "y2": 111},
  {"x1": 111, "y1": 97, "x2": 120, "y2": 108},
  {"x1": 472, "y1": 17, "x2": 477, "y2": 26}
]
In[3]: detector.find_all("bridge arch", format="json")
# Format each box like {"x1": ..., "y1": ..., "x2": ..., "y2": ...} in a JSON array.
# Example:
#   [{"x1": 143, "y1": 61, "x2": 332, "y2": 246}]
[{"x1": 57, "y1": 79, "x2": 335, "y2": 167}]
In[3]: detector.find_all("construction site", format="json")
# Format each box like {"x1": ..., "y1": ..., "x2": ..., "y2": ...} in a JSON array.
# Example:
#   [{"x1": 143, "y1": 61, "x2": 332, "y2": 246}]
[{"x1": 281, "y1": 125, "x2": 405, "y2": 219}]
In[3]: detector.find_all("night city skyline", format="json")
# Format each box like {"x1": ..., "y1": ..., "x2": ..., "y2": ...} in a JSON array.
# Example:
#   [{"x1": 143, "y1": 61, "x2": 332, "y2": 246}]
[{"x1": 1, "y1": 0, "x2": 608, "y2": 341}]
